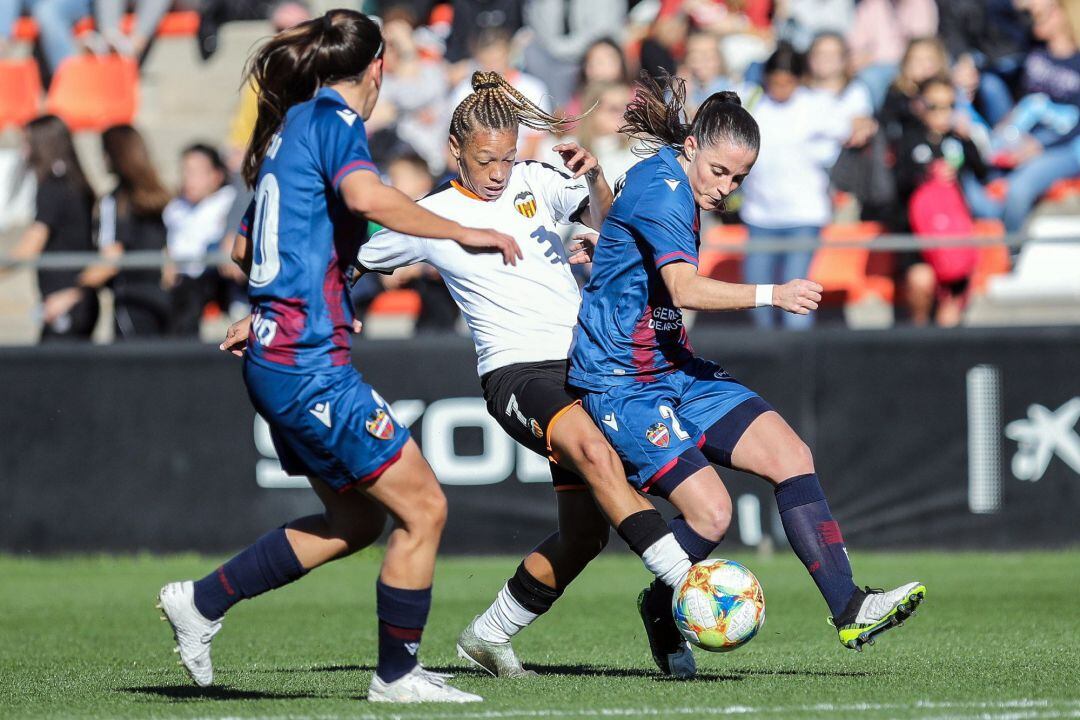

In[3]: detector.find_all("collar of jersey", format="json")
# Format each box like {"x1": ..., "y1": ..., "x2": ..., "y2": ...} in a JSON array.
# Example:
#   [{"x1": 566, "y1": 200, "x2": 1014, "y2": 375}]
[
  {"x1": 450, "y1": 179, "x2": 488, "y2": 202},
  {"x1": 315, "y1": 86, "x2": 349, "y2": 106},
  {"x1": 657, "y1": 146, "x2": 689, "y2": 181}
]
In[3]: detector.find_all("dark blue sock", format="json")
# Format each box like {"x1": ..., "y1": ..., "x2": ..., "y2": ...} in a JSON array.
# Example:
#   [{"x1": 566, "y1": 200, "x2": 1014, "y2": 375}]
[
  {"x1": 645, "y1": 516, "x2": 721, "y2": 617},
  {"x1": 774, "y1": 473, "x2": 857, "y2": 617},
  {"x1": 192, "y1": 528, "x2": 306, "y2": 621},
  {"x1": 376, "y1": 580, "x2": 431, "y2": 683},
  {"x1": 669, "y1": 515, "x2": 721, "y2": 564}
]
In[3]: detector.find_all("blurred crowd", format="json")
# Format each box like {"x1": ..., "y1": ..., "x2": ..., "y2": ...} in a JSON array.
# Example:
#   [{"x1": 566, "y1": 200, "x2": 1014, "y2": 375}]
[{"x1": 2, "y1": 0, "x2": 1079, "y2": 340}]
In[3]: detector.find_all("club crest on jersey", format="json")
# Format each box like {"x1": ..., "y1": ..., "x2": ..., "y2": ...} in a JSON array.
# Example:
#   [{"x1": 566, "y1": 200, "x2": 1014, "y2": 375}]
[
  {"x1": 365, "y1": 408, "x2": 395, "y2": 440},
  {"x1": 646, "y1": 422, "x2": 670, "y2": 448},
  {"x1": 515, "y1": 191, "x2": 538, "y2": 218},
  {"x1": 529, "y1": 418, "x2": 544, "y2": 438}
]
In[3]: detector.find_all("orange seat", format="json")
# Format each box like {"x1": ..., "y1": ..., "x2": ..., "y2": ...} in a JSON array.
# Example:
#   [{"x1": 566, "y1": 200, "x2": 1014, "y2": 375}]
[
  {"x1": 699, "y1": 224, "x2": 747, "y2": 283},
  {"x1": 45, "y1": 55, "x2": 138, "y2": 131},
  {"x1": 809, "y1": 222, "x2": 886, "y2": 303},
  {"x1": 0, "y1": 58, "x2": 43, "y2": 128},
  {"x1": 12, "y1": 17, "x2": 38, "y2": 42},
  {"x1": 13, "y1": 11, "x2": 198, "y2": 42},
  {"x1": 368, "y1": 289, "x2": 422, "y2": 318},
  {"x1": 1045, "y1": 176, "x2": 1080, "y2": 202}
]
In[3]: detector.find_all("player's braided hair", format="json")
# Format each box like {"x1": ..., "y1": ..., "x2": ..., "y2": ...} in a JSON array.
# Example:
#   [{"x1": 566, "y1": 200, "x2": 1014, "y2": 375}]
[
  {"x1": 449, "y1": 71, "x2": 581, "y2": 145},
  {"x1": 621, "y1": 71, "x2": 759, "y2": 157}
]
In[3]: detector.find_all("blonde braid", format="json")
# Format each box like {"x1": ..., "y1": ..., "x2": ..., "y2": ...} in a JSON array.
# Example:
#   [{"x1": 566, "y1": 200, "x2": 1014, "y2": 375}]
[{"x1": 450, "y1": 71, "x2": 591, "y2": 144}]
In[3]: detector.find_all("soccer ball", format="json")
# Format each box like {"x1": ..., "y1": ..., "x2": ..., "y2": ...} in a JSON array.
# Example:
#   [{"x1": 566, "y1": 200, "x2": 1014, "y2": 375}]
[{"x1": 672, "y1": 558, "x2": 765, "y2": 652}]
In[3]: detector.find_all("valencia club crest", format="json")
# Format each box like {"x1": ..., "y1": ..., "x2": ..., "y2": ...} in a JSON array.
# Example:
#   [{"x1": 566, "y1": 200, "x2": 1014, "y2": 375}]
[{"x1": 515, "y1": 190, "x2": 538, "y2": 218}]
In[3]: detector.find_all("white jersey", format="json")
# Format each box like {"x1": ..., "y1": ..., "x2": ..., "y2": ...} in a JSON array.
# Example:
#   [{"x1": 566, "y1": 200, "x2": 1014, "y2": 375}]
[{"x1": 359, "y1": 161, "x2": 589, "y2": 376}]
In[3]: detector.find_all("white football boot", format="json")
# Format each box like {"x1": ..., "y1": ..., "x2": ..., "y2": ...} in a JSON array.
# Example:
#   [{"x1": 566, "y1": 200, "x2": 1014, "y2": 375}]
[
  {"x1": 833, "y1": 581, "x2": 926, "y2": 651},
  {"x1": 368, "y1": 664, "x2": 483, "y2": 703},
  {"x1": 456, "y1": 618, "x2": 538, "y2": 678},
  {"x1": 156, "y1": 581, "x2": 222, "y2": 686}
]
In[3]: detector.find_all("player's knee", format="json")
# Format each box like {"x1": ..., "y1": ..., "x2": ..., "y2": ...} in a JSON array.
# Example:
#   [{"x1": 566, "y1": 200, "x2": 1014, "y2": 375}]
[
  {"x1": 697, "y1": 504, "x2": 732, "y2": 541},
  {"x1": 417, "y1": 486, "x2": 448, "y2": 534},
  {"x1": 577, "y1": 437, "x2": 622, "y2": 485},
  {"x1": 787, "y1": 440, "x2": 815, "y2": 476}
]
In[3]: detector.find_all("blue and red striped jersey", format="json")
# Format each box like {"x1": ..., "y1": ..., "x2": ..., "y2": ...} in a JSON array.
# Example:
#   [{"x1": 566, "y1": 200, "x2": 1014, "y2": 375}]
[
  {"x1": 568, "y1": 146, "x2": 699, "y2": 390},
  {"x1": 238, "y1": 87, "x2": 376, "y2": 372}
]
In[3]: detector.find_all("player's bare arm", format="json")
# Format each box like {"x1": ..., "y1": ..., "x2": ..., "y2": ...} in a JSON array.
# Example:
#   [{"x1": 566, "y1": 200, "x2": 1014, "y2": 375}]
[
  {"x1": 553, "y1": 142, "x2": 613, "y2": 231},
  {"x1": 659, "y1": 261, "x2": 822, "y2": 314},
  {"x1": 341, "y1": 171, "x2": 523, "y2": 265}
]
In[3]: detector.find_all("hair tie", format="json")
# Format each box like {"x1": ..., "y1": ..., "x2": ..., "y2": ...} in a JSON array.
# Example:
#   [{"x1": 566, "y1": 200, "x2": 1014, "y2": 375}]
[{"x1": 475, "y1": 82, "x2": 500, "y2": 90}]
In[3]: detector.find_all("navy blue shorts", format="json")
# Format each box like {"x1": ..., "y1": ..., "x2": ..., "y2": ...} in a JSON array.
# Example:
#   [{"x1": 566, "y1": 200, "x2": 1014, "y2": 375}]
[
  {"x1": 577, "y1": 357, "x2": 770, "y2": 492},
  {"x1": 243, "y1": 359, "x2": 410, "y2": 492}
]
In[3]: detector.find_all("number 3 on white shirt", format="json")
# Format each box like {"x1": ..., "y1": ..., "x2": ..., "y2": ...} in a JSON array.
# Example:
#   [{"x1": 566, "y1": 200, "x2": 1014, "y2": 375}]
[{"x1": 249, "y1": 172, "x2": 281, "y2": 287}]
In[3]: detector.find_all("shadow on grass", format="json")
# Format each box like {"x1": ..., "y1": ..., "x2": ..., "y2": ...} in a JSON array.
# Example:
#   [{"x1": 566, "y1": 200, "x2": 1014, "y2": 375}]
[
  {"x1": 311, "y1": 662, "x2": 740, "y2": 682},
  {"x1": 732, "y1": 668, "x2": 877, "y2": 678},
  {"x1": 119, "y1": 686, "x2": 333, "y2": 701}
]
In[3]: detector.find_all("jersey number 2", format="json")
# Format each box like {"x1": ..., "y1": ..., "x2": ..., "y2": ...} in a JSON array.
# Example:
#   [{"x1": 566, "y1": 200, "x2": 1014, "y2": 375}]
[{"x1": 249, "y1": 173, "x2": 281, "y2": 287}]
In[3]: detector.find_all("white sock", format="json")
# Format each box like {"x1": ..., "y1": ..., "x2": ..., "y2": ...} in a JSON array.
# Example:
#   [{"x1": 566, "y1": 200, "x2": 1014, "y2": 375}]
[
  {"x1": 473, "y1": 583, "x2": 538, "y2": 644},
  {"x1": 641, "y1": 534, "x2": 692, "y2": 589}
]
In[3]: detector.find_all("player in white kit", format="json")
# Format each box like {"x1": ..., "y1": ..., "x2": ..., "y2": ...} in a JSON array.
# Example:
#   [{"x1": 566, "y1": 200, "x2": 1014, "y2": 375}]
[{"x1": 356, "y1": 71, "x2": 699, "y2": 678}]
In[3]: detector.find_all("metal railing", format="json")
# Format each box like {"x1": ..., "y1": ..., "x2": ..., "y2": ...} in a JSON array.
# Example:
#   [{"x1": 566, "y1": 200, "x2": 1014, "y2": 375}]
[{"x1": 1, "y1": 232, "x2": 1077, "y2": 271}]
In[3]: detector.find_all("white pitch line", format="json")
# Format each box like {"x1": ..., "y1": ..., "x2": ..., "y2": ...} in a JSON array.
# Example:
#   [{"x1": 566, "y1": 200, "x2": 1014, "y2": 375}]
[{"x1": 192, "y1": 699, "x2": 1080, "y2": 720}]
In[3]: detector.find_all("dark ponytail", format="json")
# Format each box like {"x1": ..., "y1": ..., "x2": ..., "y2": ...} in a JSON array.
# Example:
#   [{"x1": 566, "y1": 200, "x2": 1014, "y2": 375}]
[
  {"x1": 620, "y1": 71, "x2": 759, "y2": 156},
  {"x1": 241, "y1": 9, "x2": 383, "y2": 187}
]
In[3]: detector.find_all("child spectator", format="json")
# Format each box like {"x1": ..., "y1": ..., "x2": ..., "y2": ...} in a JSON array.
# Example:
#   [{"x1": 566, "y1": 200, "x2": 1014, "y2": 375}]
[
  {"x1": 163, "y1": 144, "x2": 236, "y2": 338},
  {"x1": 806, "y1": 31, "x2": 876, "y2": 146},
  {"x1": 895, "y1": 76, "x2": 989, "y2": 326},
  {"x1": 561, "y1": 81, "x2": 639, "y2": 183},
  {"x1": 879, "y1": 37, "x2": 950, "y2": 146},
  {"x1": 740, "y1": 43, "x2": 850, "y2": 330},
  {"x1": 0, "y1": 115, "x2": 97, "y2": 341}
]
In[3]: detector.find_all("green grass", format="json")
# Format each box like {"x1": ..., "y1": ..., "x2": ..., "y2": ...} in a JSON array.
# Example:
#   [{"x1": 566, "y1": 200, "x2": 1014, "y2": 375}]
[{"x1": 1, "y1": 550, "x2": 1078, "y2": 719}]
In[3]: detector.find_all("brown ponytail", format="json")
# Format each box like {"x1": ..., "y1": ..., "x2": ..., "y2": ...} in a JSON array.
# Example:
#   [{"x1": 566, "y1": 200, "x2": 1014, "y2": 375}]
[
  {"x1": 449, "y1": 71, "x2": 585, "y2": 146},
  {"x1": 621, "y1": 71, "x2": 759, "y2": 156},
  {"x1": 241, "y1": 9, "x2": 383, "y2": 187}
]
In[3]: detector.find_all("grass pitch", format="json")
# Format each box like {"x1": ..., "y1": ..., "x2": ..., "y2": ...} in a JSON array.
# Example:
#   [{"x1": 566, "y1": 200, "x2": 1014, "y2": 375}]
[{"x1": 1, "y1": 549, "x2": 1077, "y2": 719}]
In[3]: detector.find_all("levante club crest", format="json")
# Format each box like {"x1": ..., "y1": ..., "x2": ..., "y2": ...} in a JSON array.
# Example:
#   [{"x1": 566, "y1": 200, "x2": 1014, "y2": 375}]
[
  {"x1": 365, "y1": 408, "x2": 395, "y2": 440},
  {"x1": 515, "y1": 190, "x2": 537, "y2": 218},
  {"x1": 646, "y1": 422, "x2": 670, "y2": 448}
]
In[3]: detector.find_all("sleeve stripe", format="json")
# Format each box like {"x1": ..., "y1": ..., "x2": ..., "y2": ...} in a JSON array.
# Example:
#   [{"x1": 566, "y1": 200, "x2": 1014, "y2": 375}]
[
  {"x1": 655, "y1": 250, "x2": 699, "y2": 267},
  {"x1": 238, "y1": 221, "x2": 250, "y2": 237},
  {"x1": 332, "y1": 159, "x2": 378, "y2": 188}
]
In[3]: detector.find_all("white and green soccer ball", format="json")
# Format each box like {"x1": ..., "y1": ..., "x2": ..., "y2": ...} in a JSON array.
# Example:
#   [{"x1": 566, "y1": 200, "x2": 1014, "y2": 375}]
[{"x1": 672, "y1": 558, "x2": 766, "y2": 652}]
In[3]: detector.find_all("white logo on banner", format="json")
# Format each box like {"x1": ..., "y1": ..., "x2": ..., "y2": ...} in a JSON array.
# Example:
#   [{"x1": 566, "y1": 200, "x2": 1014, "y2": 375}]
[{"x1": 1004, "y1": 398, "x2": 1080, "y2": 482}]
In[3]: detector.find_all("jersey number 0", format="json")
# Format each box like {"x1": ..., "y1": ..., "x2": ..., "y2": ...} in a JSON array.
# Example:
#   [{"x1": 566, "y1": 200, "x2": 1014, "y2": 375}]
[{"x1": 249, "y1": 172, "x2": 281, "y2": 287}]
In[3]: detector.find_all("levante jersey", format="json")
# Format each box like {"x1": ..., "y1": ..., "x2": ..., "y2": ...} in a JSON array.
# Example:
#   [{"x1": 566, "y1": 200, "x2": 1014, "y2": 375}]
[
  {"x1": 568, "y1": 146, "x2": 699, "y2": 391},
  {"x1": 238, "y1": 87, "x2": 376, "y2": 372},
  {"x1": 358, "y1": 162, "x2": 590, "y2": 376}
]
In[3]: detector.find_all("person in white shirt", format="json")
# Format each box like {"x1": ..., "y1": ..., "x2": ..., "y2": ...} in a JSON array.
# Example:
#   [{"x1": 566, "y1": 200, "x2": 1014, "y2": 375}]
[
  {"x1": 163, "y1": 144, "x2": 237, "y2": 337},
  {"x1": 356, "y1": 71, "x2": 697, "y2": 679},
  {"x1": 739, "y1": 43, "x2": 850, "y2": 330}
]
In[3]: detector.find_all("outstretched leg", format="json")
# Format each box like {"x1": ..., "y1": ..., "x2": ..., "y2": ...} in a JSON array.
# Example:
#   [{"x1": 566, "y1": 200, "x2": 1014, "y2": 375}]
[{"x1": 159, "y1": 472, "x2": 388, "y2": 686}]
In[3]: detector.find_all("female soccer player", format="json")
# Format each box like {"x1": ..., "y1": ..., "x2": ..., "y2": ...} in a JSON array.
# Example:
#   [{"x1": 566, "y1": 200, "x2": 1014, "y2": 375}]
[
  {"x1": 568, "y1": 75, "x2": 926, "y2": 667},
  {"x1": 157, "y1": 10, "x2": 520, "y2": 704},
  {"x1": 353, "y1": 71, "x2": 698, "y2": 679}
]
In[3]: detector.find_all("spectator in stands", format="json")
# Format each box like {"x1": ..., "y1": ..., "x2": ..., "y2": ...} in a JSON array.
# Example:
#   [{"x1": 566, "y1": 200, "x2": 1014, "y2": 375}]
[
  {"x1": 359, "y1": 153, "x2": 461, "y2": 333},
  {"x1": 92, "y1": 0, "x2": 170, "y2": 60},
  {"x1": 639, "y1": 7, "x2": 689, "y2": 80},
  {"x1": 847, "y1": 0, "x2": 939, "y2": 109},
  {"x1": 443, "y1": 0, "x2": 524, "y2": 67},
  {"x1": 806, "y1": 32, "x2": 876, "y2": 147},
  {"x1": 563, "y1": 38, "x2": 629, "y2": 117},
  {"x1": 450, "y1": 28, "x2": 553, "y2": 160},
  {"x1": 983, "y1": 0, "x2": 1080, "y2": 233},
  {"x1": 879, "y1": 37, "x2": 950, "y2": 147},
  {"x1": 739, "y1": 43, "x2": 850, "y2": 330},
  {"x1": 0, "y1": 0, "x2": 90, "y2": 78},
  {"x1": 935, "y1": 0, "x2": 1027, "y2": 126},
  {"x1": 522, "y1": 0, "x2": 627, "y2": 107},
  {"x1": 163, "y1": 144, "x2": 236, "y2": 338},
  {"x1": 776, "y1": 0, "x2": 854, "y2": 52},
  {"x1": 371, "y1": 13, "x2": 450, "y2": 174},
  {"x1": 681, "y1": 30, "x2": 735, "y2": 112},
  {"x1": 672, "y1": 0, "x2": 774, "y2": 80},
  {"x1": 895, "y1": 76, "x2": 989, "y2": 326},
  {"x1": 562, "y1": 81, "x2": 639, "y2": 183},
  {"x1": 79, "y1": 125, "x2": 172, "y2": 338},
  {"x1": 0, "y1": 115, "x2": 97, "y2": 341}
]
